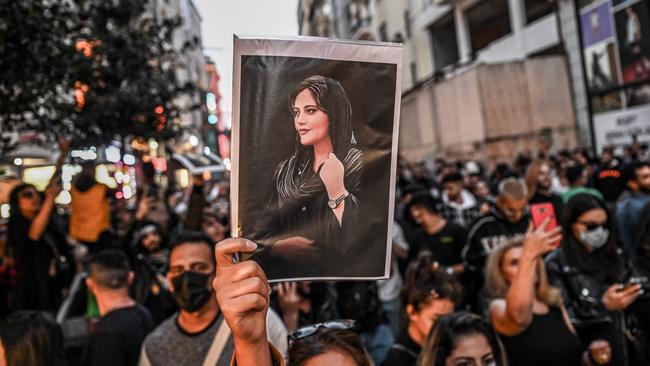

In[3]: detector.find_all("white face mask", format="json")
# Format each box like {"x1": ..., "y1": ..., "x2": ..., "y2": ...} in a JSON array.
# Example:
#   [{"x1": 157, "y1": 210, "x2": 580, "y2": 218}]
[{"x1": 580, "y1": 227, "x2": 609, "y2": 249}]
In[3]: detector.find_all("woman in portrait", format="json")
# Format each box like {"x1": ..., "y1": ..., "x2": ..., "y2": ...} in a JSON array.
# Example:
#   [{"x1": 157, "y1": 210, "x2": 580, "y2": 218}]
[{"x1": 253, "y1": 75, "x2": 363, "y2": 279}]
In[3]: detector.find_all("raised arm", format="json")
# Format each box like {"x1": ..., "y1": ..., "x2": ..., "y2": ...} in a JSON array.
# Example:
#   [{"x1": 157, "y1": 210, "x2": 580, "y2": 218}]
[{"x1": 490, "y1": 220, "x2": 561, "y2": 336}]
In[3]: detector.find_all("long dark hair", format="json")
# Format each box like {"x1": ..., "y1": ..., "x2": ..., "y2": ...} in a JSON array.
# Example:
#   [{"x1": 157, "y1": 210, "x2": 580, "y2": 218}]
[
  {"x1": 561, "y1": 193, "x2": 624, "y2": 276},
  {"x1": 419, "y1": 312, "x2": 507, "y2": 366},
  {"x1": 7, "y1": 183, "x2": 38, "y2": 256},
  {"x1": 288, "y1": 328, "x2": 371, "y2": 366},
  {"x1": 288, "y1": 75, "x2": 356, "y2": 164},
  {"x1": 0, "y1": 311, "x2": 67, "y2": 366}
]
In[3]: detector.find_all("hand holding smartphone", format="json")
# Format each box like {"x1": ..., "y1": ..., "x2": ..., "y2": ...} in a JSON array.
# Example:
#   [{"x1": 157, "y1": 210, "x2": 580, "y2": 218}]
[{"x1": 530, "y1": 203, "x2": 560, "y2": 248}]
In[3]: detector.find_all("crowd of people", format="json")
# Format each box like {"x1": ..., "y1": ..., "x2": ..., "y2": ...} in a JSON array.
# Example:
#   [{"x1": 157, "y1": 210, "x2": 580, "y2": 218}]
[{"x1": 1, "y1": 139, "x2": 650, "y2": 366}]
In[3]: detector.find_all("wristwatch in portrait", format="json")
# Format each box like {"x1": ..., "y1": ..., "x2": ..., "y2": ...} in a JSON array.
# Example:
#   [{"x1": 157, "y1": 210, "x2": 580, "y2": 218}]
[{"x1": 328, "y1": 191, "x2": 349, "y2": 209}]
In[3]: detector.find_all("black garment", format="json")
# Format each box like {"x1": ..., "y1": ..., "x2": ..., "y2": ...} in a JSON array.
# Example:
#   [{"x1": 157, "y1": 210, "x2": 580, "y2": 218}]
[
  {"x1": 381, "y1": 329, "x2": 420, "y2": 366},
  {"x1": 252, "y1": 149, "x2": 363, "y2": 279},
  {"x1": 529, "y1": 191, "x2": 564, "y2": 222},
  {"x1": 499, "y1": 306, "x2": 583, "y2": 366},
  {"x1": 546, "y1": 247, "x2": 629, "y2": 366},
  {"x1": 80, "y1": 304, "x2": 154, "y2": 366},
  {"x1": 463, "y1": 208, "x2": 528, "y2": 312},
  {"x1": 410, "y1": 222, "x2": 466, "y2": 266},
  {"x1": 593, "y1": 164, "x2": 625, "y2": 203},
  {"x1": 270, "y1": 282, "x2": 339, "y2": 329},
  {"x1": 7, "y1": 216, "x2": 71, "y2": 312},
  {"x1": 130, "y1": 252, "x2": 177, "y2": 325}
]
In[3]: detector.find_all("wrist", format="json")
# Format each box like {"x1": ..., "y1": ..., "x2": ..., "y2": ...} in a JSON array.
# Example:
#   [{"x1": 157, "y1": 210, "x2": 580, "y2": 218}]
[
  {"x1": 234, "y1": 338, "x2": 272, "y2": 366},
  {"x1": 326, "y1": 185, "x2": 347, "y2": 200}
]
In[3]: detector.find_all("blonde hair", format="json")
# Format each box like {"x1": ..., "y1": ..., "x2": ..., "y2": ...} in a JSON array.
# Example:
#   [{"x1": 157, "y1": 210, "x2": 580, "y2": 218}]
[{"x1": 484, "y1": 240, "x2": 562, "y2": 307}]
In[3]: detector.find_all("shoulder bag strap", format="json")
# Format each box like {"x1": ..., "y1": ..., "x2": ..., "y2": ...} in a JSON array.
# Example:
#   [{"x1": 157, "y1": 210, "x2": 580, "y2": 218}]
[{"x1": 202, "y1": 317, "x2": 232, "y2": 366}]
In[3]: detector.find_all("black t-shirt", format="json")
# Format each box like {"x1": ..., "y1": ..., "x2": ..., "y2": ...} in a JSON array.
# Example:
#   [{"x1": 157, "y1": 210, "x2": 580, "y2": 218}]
[
  {"x1": 529, "y1": 192, "x2": 564, "y2": 222},
  {"x1": 381, "y1": 329, "x2": 420, "y2": 366},
  {"x1": 81, "y1": 304, "x2": 154, "y2": 366},
  {"x1": 410, "y1": 222, "x2": 467, "y2": 266},
  {"x1": 593, "y1": 166, "x2": 625, "y2": 203}
]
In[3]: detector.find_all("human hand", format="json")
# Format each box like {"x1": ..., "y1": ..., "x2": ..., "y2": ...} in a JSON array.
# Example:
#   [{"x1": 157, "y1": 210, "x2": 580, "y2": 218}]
[
  {"x1": 588, "y1": 340, "x2": 611, "y2": 365},
  {"x1": 318, "y1": 153, "x2": 346, "y2": 199},
  {"x1": 272, "y1": 236, "x2": 318, "y2": 261},
  {"x1": 135, "y1": 196, "x2": 155, "y2": 221},
  {"x1": 276, "y1": 282, "x2": 301, "y2": 316},
  {"x1": 602, "y1": 283, "x2": 642, "y2": 311},
  {"x1": 213, "y1": 238, "x2": 271, "y2": 345},
  {"x1": 522, "y1": 219, "x2": 562, "y2": 259},
  {"x1": 45, "y1": 182, "x2": 62, "y2": 201}
]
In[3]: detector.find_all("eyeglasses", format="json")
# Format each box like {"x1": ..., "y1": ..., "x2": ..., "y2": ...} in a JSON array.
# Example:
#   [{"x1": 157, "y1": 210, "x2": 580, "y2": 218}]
[
  {"x1": 288, "y1": 319, "x2": 357, "y2": 342},
  {"x1": 578, "y1": 221, "x2": 606, "y2": 231}
]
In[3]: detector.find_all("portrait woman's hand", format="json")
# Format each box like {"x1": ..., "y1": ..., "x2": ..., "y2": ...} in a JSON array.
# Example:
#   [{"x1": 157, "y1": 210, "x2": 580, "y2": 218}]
[
  {"x1": 272, "y1": 236, "x2": 318, "y2": 261},
  {"x1": 319, "y1": 153, "x2": 346, "y2": 199}
]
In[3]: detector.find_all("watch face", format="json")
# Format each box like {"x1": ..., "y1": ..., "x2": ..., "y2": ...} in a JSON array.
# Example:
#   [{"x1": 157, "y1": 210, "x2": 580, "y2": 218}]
[{"x1": 328, "y1": 200, "x2": 337, "y2": 209}]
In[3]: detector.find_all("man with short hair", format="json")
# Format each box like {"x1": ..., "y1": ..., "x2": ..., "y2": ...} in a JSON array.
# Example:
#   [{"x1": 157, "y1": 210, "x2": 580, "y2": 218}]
[
  {"x1": 81, "y1": 250, "x2": 154, "y2": 366},
  {"x1": 438, "y1": 173, "x2": 482, "y2": 229},
  {"x1": 462, "y1": 178, "x2": 530, "y2": 313},
  {"x1": 562, "y1": 164, "x2": 604, "y2": 203},
  {"x1": 526, "y1": 160, "x2": 564, "y2": 220},
  {"x1": 617, "y1": 161, "x2": 650, "y2": 262},
  {"x1": 139, "y1": 232, "x2": 287, "y2": 366}
]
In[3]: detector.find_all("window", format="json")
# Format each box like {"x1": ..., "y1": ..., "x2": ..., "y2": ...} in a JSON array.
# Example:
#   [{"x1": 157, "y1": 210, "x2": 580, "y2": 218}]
[
  {"x1": 525, "y1": 0, "x2": 554, "y2": 24},
  {"x1": 466, "y1": 0, "x2": 511, "y2": 54},
  {"x1": 379, "y1": 22, "x2": 388, "y2": 42},
  {"x1": 404, "y1": 10, "x2": 412, "y2": 39},
  {"x1": 429, "y1": 13, "x2": 459, "y2": 71}
]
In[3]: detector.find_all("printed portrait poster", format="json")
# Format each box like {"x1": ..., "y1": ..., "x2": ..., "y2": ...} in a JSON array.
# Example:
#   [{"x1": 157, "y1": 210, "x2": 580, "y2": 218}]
[
  {"x1": 231, "y1": 35, "x2": 403, "y2": 281},
  {"x1": 615, "y1": 1, "x2": 650, "y2": 84}
]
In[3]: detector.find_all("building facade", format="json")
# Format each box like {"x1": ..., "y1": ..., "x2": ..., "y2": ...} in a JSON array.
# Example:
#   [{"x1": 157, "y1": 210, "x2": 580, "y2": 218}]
[{"x1": 298, "y1": 0, "x2": 591, "y2": 164}]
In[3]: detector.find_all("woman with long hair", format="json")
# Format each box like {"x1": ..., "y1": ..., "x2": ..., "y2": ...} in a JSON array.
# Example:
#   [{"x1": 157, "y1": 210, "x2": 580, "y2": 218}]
[
  {"x1": 7, "y1": 138, "x2": 71, "y2": 312},
  {"x1": 546, "y1": 193, "x2": 643, "y2": 365},
  {"x1": 253, "y1": 75, "x2": 363, "y2": 279},
  {"x1": 485, "y1": 225, "x2": 611, "y2": 366},
  {"x1": 418, "y1": 312, "x2": 506, "y2": 366}
]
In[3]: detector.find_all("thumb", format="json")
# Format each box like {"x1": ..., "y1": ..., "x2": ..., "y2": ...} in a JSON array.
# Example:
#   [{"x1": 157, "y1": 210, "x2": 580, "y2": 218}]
[{"x1": 215, "y1": 238, "x2": 257, "y2": 271}]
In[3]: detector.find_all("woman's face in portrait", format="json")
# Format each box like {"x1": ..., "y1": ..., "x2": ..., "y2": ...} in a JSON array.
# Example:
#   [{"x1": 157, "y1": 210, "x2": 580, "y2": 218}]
[
  {"x1": 445, "y1": 333, "x2": 496, "y2": 366},
  {"x1": 293, "y1": 89, "x2": 331, "y2": 147},
  {"x1": 18, "y1": 186, "x2": 41, "y2": 218}
]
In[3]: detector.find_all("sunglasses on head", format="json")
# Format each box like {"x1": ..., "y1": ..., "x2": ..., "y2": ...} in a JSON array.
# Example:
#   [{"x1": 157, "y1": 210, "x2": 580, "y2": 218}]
[{"x1": 288, "y1": 319, "x2": 356, "y2": 342}]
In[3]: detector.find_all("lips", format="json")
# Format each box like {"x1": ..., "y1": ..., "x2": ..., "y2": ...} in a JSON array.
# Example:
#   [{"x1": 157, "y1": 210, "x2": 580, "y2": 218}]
[{"x1": 299, "y1": 128, "x2": 310, "y2": 135}]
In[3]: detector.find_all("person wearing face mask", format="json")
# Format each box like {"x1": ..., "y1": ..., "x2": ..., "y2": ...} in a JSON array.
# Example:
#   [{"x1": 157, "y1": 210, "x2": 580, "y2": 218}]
[
  {"x1": 81, "y1": 250, "x2": 154, "y2": 366},
  {"x1": 546, "y1": 194, "x2": 644, "y2": 366},
  {"x1": 139, "y1": 232, "x2": 288, "y2": 366}
]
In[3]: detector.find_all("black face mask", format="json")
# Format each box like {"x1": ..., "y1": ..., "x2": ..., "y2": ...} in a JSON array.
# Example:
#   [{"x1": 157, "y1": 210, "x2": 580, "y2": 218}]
[{"x1": 171, "y1": 271, "x2": 213, "y2": 312}]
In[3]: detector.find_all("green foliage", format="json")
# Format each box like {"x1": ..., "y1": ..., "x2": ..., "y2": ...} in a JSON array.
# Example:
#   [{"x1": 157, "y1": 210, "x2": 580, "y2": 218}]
[{"x1": 0, "y1": 0, "x2": 197, "y2": 152}]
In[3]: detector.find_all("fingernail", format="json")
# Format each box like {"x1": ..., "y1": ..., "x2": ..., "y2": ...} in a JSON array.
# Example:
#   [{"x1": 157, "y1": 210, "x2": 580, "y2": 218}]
[{"x1": 246, "y1": 240, "x2": 257, "y2": 249}]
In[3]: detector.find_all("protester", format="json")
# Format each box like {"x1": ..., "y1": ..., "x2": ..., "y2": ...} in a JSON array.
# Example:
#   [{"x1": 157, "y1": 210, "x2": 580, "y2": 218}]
[
  {"x1": 485, "y1": 226, "x2": 612, "y2": 366},
  {"x1": 273, "y1": 281, "x2": 338, "y2": 333},
  {"x1": 407, "y1": 192, "x2": 466, "y2": 275},
  {"x1": 69, "y1": 161, "x2": 112, "y2": 253},
  {"x1": 617, "y1": 161, "x2": 650, "y2": 262},
  {"x1": 288, "y1": 325, "x2": 372, "y2": 366},
  {"x1": 463, "y1": 177, "x2": 530, "y2": 313},
  {"x1": 7, "y1": 138, "x2": 73, "y2": 313},
  {"x1": 381, "y1": 252, "x2": 460, "y2": 366},
  {"x1": 562, "y1": 164, "x2": 604, "y2": 203},
  {"x1": 418, "y1": 312, "x2": 507, "y2": 366},
  {"x1": 438, "y1": 173, "x2": 482, "y2": 229},
  {"x1": 129, "y1": 223, "x2": 177, "y2": 325},
  {"x1": 546, "y1": 194, "x2": 645, "y2": 365},
  {"x1": 140, "y1": 231, "x2": 288, "y2": 365},
  {"x1": 80, "y1": 250, "x2": 154, "y2": 366},
  {"x1": 593, "y1": 147, "x2": 626, "y2": 206},
  {"x1": 377, "y1": 221, "x2": 410, "y2": 336},
  {"x1": 526, "y1": 159, "x2": 564, "y2": 219},
  {"x1": 0, "y1": 311, "x2": 67, "y2": 366},
  {"x1": 336, "y1": 282, "x2": 394, "y2": 365}
]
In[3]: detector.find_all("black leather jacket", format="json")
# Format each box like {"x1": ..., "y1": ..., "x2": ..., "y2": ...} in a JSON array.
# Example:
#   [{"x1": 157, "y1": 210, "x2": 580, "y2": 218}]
[{"x1": 545, "y1": 247, "x2": 629, "y2": 326}]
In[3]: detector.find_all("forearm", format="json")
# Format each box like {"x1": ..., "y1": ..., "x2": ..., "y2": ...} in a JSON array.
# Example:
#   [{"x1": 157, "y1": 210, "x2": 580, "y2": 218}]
[
  {"x1": 233, "y1": 338, "x2": 273, "y2": 366},
  {"x1": 29, "y1": 199, "x2": 55, "y2": 241},
  {"x1": 505, "y1": 255, "x2": 537, "y2": 324}
]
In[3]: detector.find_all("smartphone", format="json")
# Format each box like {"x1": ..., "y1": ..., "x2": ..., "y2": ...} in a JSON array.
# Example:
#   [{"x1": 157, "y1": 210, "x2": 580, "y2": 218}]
[
  {"x1": 530, "y1": 203, "x2": 560, "y2": 247},
  {"x1": 623, "y1": 276, "x2": 648, "y2": 290}
]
